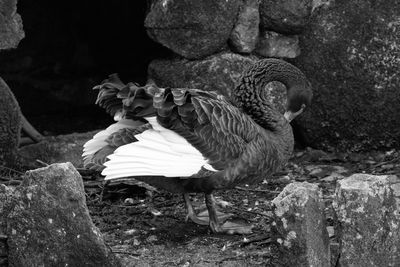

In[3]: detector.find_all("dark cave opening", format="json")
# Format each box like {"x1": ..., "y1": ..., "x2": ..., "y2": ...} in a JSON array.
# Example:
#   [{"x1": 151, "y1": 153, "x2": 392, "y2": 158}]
[{"x1": 0, "y1": 0, "x2": 171, "y2": 135}]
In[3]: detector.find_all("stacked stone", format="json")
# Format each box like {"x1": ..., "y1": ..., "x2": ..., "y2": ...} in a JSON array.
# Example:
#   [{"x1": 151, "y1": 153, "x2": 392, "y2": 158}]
[
  {"x1": 144, "y1": 0, "x2": 312, "y2": 106},
  {"x1": 145, "y1": 0, "x2": 400, "y2": 150}
]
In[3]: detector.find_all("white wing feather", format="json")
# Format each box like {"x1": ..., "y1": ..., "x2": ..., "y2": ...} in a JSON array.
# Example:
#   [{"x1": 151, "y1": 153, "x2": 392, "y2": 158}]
[
  {"x1": 102, "y1": 116, "x2": 216, "y2": 180},
  {"x1": 82, "y1": 119, "x2": 144, "y2": 160}
]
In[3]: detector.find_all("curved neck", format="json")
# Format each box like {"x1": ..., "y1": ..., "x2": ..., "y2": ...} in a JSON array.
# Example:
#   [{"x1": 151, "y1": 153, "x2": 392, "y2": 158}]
[{"x1": 232, "y1": 59, "x2": 309, "y2": 132}]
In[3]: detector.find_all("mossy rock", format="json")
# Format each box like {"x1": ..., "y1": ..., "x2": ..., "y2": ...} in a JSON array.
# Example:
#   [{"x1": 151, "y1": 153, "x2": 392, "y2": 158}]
[{"x1": 294, "y1": 0, "x2": 400, "y2": 150}]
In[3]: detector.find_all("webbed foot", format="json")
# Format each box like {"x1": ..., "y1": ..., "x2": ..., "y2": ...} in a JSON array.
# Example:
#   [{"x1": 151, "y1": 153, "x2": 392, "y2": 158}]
[
  {"x1": 184, "y1": 194, "x2": 232, "y2": 226},
  {"x1": 205, "y1": 193, "x2": 253, "y2": 235}
]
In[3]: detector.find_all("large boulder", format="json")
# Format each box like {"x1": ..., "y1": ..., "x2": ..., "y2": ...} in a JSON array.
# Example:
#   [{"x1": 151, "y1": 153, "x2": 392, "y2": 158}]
[
  {"x1": 294, "y1": 0, "x2": 400, "y2": 150},
  {"x1": 229, "y1": 0, "x2": 260, "y2": 54},
  {"x1": 333, "y1": 174, "x2": 400, "y2": 266},
  {"x1": 0, "y1": 78, "x2": 21, "y2": 167},
  {"x1": 255, "y1": 31, "x2": 300, "y2": 58},
  {"x1": 0, "y1": 185, "x2": 16, "y2": 266},
  {"x1": 6, "y1": 163, "x2": 121, "y2": 266},
  {"x1": 271, "y1": 182, "x2": 330, "y2": 266},
  {"x1": 0, "y1": 0, "x2": 24, "y2": 50},
  {"x1": 145, "y1": 0, "x2": 241, "y2": 59},
  {"x1": 148, "y1": 52, "x2": 259, "y2": 97},
  {"x1": 259, "y1": 0, "x2": 313, "y2": 34}
]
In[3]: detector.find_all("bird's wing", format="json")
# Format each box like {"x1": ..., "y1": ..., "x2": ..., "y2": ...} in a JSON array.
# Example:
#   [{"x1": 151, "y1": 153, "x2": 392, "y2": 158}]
[
  {"x1": 92, "y1": 79, "x2": 264, "y2": 180},
  {"x1": 82, "y1": 120, "x2": 150, "y2": 171},
  {"x1": 154, "y1": 88, "x2": 262, "y2": 172}
]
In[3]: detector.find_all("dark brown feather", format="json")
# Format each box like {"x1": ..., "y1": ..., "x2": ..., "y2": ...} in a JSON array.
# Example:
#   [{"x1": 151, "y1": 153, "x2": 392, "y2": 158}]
[{"x1": 85, "y1": 124, "x2": 151, "y2": 171}]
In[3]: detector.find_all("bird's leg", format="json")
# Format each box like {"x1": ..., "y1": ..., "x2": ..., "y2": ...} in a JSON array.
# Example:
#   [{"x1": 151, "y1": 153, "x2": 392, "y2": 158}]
[
  {"x1": 183, "y1": 194, "x2": 232, "y2": 226},
  {"x1": 205, "y1": 193, "x2": 253, "y2": 235},
  {"x1": 184, "y1": 193, "x2": 209, "y2": 225}
]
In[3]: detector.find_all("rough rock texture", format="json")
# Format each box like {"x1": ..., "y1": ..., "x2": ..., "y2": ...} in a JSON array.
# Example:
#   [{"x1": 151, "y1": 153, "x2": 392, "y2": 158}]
[
  {"x1": 270, "y1": 182, "x2": 330, "y2": 266},
  {"x1": 294, "y1": 0, "x2": 400, "y2": 150},
  {"x1": 18, "y1": 131, "x2": 98, "y2": 169},
  {"x1": 0, "y1": 185, "x2": 16, "y2": 266},
  {"x1": 0, "y1": 0, "x2": 24, "y2": 50},
  {"x1": 145, "y1": 0, "x2": 241, "y2": 59},
  {"x1": 259, "y1": 0, "x2": 313, "y2": 34},
  {"x1": 333, "y1": 174, "x2": 400, "y2": 266},
  {"x1": 255, "y1": 31, "x2": 300, "y2": 58},
  {"x1": 148, "y1": 52, "x2": 259, "y2": 97},
  {"x1": 229, "y1": 0, "x2": 260, "y2": 54},
  {"x1": 0, "y1": 78, "x2": 21, "y2": 167},
  {"x1": 7, "y1": 163, "x2": 121, "y2": 267}
]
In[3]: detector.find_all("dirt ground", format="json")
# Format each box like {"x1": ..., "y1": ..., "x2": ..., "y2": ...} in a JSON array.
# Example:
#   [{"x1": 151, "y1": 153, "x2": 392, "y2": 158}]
[{"x1": 80, "y1": 148, "x2": 399, "y2": 266}]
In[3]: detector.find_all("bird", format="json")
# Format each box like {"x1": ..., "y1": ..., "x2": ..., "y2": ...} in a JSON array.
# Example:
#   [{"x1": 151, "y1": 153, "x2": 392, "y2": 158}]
[{"x1": 82, "y1": 58, "x2": 312, "y2": 234}]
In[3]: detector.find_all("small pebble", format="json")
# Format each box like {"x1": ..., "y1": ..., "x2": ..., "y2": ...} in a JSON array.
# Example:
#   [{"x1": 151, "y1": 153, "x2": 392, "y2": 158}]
[
  {"x1": 124, "y1": 198, "x2": 135, "y2": 204},
  {"x1": 124, "y1": 229, "x2": 137, "y2": 235},
  {"x1": 133, "y1": 238, "x2": 140, "y2": 246},
  {"x1": 146, "y1": 235, "x2": 158, "y2": 242},
  {"x1": 326, "y1": 226, "x2": 335, "y2": 237},
  {"x1": 150, "y1": 209, "x2": 162, "y2": 216}
]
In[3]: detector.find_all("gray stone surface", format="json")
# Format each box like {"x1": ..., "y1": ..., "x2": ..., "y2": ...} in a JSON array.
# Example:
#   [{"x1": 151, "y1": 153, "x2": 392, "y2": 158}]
[
  {"x1": 270, "y1": 182, "x2": 330, "y2": 266},
  {"x1": 229, "y1": 0, "x2": 260, "y2": 54},
  {"x1": 7, "y1": 163, "x2": 121, "y2": 267},
  {"x1": 294, "y1": 0, "x2": 400, "y2": 150},
  {"x1": 0, "y1": 77, "x2": 21, "y2": 167},
  {"x1": 148, "y1": 52, "x2": 259, "y2": 97},
  {"x1": 0, "y1": 0, "x2": 24, "y2": 50},
  {"x1": 145, "y1": 0, "x2": 241, "y2": 59},
  {"x1": 0, "y1": 185, "x2": 16, "y2": 267},
  {"x1": 333, "y1": 174, "x2": 400, "y2": 266},
  {"x1": 259, "y1": 0, "x2": 313, "y2": 34},
  {"x1": 255, "y1": 31, "x2": 300, "y2": 58},
  {"x1": 18, "y1": 131, "x2": 98, "y2": 169}
]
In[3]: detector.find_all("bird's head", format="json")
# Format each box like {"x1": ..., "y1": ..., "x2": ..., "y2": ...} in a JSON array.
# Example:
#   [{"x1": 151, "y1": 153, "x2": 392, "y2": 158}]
[{"x1": 284, "y1": 81, "x2": 313, "y2": 122}]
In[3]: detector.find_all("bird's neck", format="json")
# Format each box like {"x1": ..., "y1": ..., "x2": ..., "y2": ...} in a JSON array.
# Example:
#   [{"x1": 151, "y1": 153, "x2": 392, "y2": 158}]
[{"x1": 232, "y1": 59, "x2": 308, "y2": 133}]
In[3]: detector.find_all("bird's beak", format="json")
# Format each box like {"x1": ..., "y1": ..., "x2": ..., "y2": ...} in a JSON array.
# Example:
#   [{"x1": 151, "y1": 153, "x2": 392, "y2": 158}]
[{"x1": 284, "y1": 104, "x2": 306, "y2": 122}]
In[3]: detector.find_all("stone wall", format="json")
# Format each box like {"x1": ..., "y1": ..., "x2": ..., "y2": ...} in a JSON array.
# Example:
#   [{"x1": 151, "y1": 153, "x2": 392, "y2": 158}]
[
  {"x1": 145, "y1": 0, "x2": 400, "y2": 151},
  {"x1": 1, "y1": 0, "x2": 399, "y2": 150}
]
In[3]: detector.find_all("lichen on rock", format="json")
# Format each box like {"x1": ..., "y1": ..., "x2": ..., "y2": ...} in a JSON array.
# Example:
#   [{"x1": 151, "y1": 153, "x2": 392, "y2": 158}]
[
  {"x1": 271, "y1": 182, "x2": 330, "y2": 266},
  {"x1": 334, "y1": 173, "x2": 400, "y2": 266},
  {"x1": 6, "y1": 163, "x2": 121, "y2": 266},
  {"x1": 294, "y1": 0, "x2": 400, "y2": 150}
]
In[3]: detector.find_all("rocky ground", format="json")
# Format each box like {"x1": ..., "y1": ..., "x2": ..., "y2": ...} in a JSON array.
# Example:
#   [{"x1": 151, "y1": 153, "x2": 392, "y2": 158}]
[
  {"x1": 73, "y1": 148, "x2": 400, "y2": 266},
  {"x1": 1, "y1": 132, "x2": 399, "y2": 266}
]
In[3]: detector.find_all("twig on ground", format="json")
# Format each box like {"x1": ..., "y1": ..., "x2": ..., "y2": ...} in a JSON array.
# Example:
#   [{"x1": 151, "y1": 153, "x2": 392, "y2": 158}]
[
  {"x1": 0, "y1": 165, "x2": 24, "y2": 180},
  {"x1": 2, "y1": 180, "x2": 22, "y2": 186},
  {"x1": 235, "y1": 186, "x2": 280, "y2": 194},
  {"x1": 372, "y1": 157, "x2": 399, "y2": 168},
  {"x1": 21, "y1": 113, "x2": 43, "y2": 143},
  {"x1": 237, "y1": 234, "x2": 271, "y2": 247},
  {"x1": 19, "y1": 136, "x2": 35, "y2": 146},
  {"x1": 36, "y1": 159, "x2": 49, "y2": 166},
  {"x1": 227, "y1": 205, "x2": 272, "y2": 219},
  {"x1": 111, "y1": 250, "x2": 141, "y2": 257},
  {"x1": 76, "y1": 168, "x2": 98, "y2": 177}
]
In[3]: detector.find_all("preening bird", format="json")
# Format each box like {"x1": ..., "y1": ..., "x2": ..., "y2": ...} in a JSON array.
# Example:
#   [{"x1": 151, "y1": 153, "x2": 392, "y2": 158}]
[{"x1": 82, "y1": 58, "x2": 312, "y2": 234}]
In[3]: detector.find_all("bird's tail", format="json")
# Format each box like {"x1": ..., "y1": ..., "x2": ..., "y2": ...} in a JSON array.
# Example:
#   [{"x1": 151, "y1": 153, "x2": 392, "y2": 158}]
[{"x1": 94, "y1": 74, "x2": 160, "y2": 120}]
